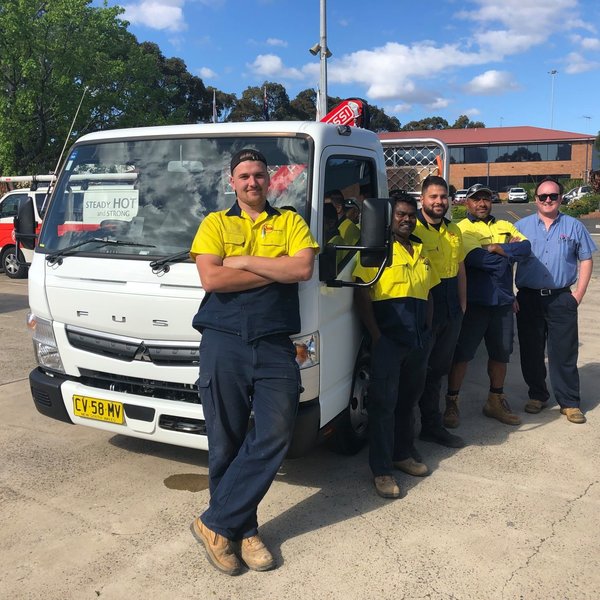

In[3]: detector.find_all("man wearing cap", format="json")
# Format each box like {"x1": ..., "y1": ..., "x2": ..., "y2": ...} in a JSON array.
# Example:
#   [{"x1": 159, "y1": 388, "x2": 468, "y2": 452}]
[
  {"x1": 354, "y1": 192, "x2": 440, "y2": 499},
  {"x1": 344, "y1": 198, "x2": 361, "y2": 225},
  {"x1": 189, "y1": 149, "x2": 319, "y2": 574},
  {"x1": 325, "y1": 189, "x2": 361, "y2": 245},
  {"x1": 514, "y1": 178, "x2": 597, "y2": 424},
  {"x1": 414, "y1": 176, "x2": 466, "y2": 448},
  {"x1": 446, "y1": 184, "x2": 531, "y2": 427}
]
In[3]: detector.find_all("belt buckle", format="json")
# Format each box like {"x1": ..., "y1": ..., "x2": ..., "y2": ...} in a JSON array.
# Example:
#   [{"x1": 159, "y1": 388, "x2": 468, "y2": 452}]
[{"x1": 540, "y1": 288, "x2": 551, "y2": 296}]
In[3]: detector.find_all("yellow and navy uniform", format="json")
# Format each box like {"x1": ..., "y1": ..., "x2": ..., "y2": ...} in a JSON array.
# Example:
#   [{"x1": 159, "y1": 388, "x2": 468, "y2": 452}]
[
  {"x1": 353, "y1": 236, "x2": 440, "y2": 348},
  {"x1": 458, "y1": 216, "x2": 523, "y2": 254},
  {"x1": 338, "y1": 216, "x2": 361, "y2": 245},
  {"x1": 458, "y1": 214, "x2": 529, "y2": 306},
  {"x1": 191, "y1": 201, "x2": 319, "y2": 341},
  {"x1": 415, "y1": 214, "x2": 465, "y2": 320}
]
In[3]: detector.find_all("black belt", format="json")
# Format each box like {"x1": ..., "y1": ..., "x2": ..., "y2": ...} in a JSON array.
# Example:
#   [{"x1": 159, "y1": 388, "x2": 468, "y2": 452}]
[{"x1": 520, "y1": 287, "x2": 571, "y2": 297}]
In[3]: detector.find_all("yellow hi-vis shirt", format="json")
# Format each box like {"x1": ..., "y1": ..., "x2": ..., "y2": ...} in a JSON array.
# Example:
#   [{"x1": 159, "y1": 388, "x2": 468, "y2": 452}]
[
  {"x1": 338, "y1": 217, "x2": 361, "y2": 246},
  {"x1": 190, "y1": 202, "x2": 319, "y2": 260},
  {"x1": 353, "y1": 237, "x2": 440, "y2": 301},
  {"x1": 414, "y1": 216, "x2": 465, "y2": 280},
  {"x1": 458, "y1": 216, "x2": 526, "y2": 255}
]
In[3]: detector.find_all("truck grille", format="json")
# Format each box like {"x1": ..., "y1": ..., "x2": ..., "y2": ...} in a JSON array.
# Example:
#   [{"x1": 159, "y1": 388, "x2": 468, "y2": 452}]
[
  {"x1": 78, "y1": 368, "x2": 199, "y2": 403},
  {"x1": 66, "y1": 326, "x2": 199, "y2": 366}
]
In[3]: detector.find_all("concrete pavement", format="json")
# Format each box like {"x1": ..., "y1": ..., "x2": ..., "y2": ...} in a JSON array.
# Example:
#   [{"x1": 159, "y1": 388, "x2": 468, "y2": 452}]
[{"x1": 1, "y1": 262, "x2": 600, "y2": 599}]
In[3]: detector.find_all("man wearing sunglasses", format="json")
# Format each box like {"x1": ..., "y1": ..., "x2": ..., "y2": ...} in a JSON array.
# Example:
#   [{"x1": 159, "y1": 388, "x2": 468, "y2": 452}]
[{"x1": 514, "y1": 178, "x2": 597, "y2": 424}]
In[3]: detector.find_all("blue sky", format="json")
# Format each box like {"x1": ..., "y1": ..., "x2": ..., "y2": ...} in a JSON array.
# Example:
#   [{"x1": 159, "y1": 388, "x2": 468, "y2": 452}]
[{"x1": 103, "y1": 0, "x2": 599, "y2": 135}]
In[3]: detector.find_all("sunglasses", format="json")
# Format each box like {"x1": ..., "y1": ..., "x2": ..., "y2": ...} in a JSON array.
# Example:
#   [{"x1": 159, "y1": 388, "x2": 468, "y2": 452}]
[{"x1": 536, "y1": 193, "x2": 560, "y2": 202}]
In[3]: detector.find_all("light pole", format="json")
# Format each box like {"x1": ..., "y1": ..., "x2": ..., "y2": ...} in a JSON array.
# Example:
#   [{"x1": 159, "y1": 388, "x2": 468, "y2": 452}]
[
  {"x1": 548, "y1": 69, "x2": 558, "y2": 129},
  {"x1": 309, "y1": 0, "x2": 331, "y2": 120},
  {"x1": 582, "y1": 115, "x2": 592, "y2": 182}
]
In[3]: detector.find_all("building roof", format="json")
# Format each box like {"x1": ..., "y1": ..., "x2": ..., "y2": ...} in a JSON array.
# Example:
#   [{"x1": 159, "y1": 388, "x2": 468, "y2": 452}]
[{"x1": 379, "y1": 126, "x2": 594, "y2": 146}]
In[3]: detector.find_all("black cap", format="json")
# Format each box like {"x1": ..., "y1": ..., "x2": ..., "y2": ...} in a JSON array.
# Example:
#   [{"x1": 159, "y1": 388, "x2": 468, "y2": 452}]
[
  {"x1": 465, "y1": 183, "x2": 493, "y2": 199},
  {"x1": 230, "y1": 149, "x2": 267, "y2": 174}
]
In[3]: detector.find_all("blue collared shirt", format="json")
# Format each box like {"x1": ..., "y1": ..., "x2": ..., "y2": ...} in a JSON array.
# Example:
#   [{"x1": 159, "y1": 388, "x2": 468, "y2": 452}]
[{"x1": 515, "y1": 212, "x2": 597, "y2": 289}]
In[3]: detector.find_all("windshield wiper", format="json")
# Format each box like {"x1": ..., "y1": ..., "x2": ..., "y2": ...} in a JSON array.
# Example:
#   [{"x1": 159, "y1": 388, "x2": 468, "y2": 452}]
[
  {"x1": 46, "y1": 237, "x2": 156, "y2": 266},
  {"x1": 149, "y1": 250, "x2": 191, "y2": 275}
]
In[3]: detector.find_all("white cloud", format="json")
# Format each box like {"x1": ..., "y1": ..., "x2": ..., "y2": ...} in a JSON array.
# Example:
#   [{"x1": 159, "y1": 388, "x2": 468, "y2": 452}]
[
  {"x1": 464, "y1": 108, "x2": 481, "y2": 117},
  {"x1": 571, "y1": 35, "x2": 600, "y2": 51},
  {"x1": 248, "y1": 54, "x2": 304, "y2": 80},
  {"x1": 122, "y1": 1, "x2": 186, "y2": 32},
  {"x1": 198, "y1": 67, "x2": 216, "y2": 79},
  {"x1": 458, "y1": 0, "x2": 579, "y2": 57},
  {"x1": 327, "y1": 42, "x2": 487, "y2": 101},
  {"x1": 266, "y1": 38, "x2": 288, "y2": 47},
  {"x1": 465, "y1": 70, "x2": 518, "y2": 94},
  {"x1": 390, "y1": 103, "x2": 412, "y2": 113},
  {"x1": 564, "y1": 52, "x2": 600, "y2": 74},
  {"x1": 427, "y1": 98, "x2": 451, "y2": 110}
]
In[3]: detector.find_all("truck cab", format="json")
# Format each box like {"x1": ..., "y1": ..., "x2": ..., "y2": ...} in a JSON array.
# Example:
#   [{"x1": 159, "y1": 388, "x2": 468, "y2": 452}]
[{"x1": 22, "y1": 121, "x2": 397, "y2": 457}]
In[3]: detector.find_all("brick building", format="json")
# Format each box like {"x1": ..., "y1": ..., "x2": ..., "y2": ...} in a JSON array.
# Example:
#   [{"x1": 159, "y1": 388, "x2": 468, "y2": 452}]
[{"x1": 379, "y1": 126, "x2": 596, "y2": 196}]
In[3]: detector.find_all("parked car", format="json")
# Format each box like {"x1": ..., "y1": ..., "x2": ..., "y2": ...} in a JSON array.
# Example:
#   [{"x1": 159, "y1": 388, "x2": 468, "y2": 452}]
[
  {"x1": 507, "y1": 187, "x2": 528, "y2": 203},
  {"x1": 0, "y1": 187, "x2": 48, "y2": 278},
  {"x1": 453, "y1": 189, "x2": 468, "y2": 204},
  {"x1": 563, "y1": 185, "x2": 592, "y2": 204}
]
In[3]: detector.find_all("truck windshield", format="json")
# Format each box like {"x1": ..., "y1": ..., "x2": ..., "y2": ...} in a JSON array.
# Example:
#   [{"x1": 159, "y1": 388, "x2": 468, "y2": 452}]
[{"x1": 38, "y1": 135, "x2": 311, "y2": 257}]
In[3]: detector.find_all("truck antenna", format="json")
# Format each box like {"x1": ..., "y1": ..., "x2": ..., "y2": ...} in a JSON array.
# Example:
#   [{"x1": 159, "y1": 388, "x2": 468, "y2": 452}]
[{"x1": 52, "y1": 85, "x2": 89, "y2": 177}]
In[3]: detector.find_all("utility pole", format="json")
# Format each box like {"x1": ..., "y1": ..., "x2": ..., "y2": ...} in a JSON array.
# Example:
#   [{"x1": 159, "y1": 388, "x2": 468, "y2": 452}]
[
  {"x1": 309, "y1": 0, "x2": 331, "y2": 120},
  {"x1": 548, "y1": 70, "x2": 558, "y2": 129}
]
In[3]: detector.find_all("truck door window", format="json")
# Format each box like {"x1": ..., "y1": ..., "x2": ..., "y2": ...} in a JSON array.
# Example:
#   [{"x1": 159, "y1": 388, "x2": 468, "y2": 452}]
[
  {"x1": 0, "y1": 193, "x2": 27, "y2": 219},
  {"x1": 323, "y1": 156, "x2": 376, "y2": 278}
]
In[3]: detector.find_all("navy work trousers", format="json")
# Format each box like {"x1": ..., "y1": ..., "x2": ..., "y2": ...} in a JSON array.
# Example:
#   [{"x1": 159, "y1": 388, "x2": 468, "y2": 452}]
[
  {"x1": 516, "y1": 289, "x2": 580, "y2": 408},
  {"x1": 368, "y1": 335, "x2": 429, "y2": 476},
  {"x1": 418, "y1": 311, "x2": 463, "y2": 430},
  {"x1": 197, "y1": 329, "x2": 300, "y2": 540}
]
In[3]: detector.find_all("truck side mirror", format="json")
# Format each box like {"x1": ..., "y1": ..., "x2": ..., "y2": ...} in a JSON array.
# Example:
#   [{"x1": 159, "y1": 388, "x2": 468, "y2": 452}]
[
  {"x1": 14, "y1": 196, "x2": 37, "y2": 250},
  {"x1": 360, "y1": 198, "x2": 391, "y2": 267}
]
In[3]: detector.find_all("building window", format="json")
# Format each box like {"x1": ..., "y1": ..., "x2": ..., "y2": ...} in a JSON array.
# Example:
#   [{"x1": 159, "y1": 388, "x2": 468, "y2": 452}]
[{"x1": 453, "y1": 142, "x2": 572, "y2": 164}]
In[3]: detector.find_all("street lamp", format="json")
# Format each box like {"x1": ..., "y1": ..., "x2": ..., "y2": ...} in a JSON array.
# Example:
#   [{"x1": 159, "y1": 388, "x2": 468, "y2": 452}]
[
  {"x1": 548, "y1": 69, "x2": 558, "y2": 129},
  {"x1": 309, "y1": 0, "x2": 331, "y2": 120},
  {"x1": 582, "y1": 115, "x2": 592, "y2": 182}
]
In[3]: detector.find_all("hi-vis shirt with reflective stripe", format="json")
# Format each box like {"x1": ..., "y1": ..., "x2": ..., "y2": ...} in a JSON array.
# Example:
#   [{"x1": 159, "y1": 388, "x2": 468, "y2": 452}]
[
  {"x1": 190, "y1": 201, "x2": 319, "y2": 259},
  {"x1": 414, "y1": 216, "x2": 465, "y2": 280},
  {"x1": 353, "y1": 238, "x2": 440, "y2": 301}
]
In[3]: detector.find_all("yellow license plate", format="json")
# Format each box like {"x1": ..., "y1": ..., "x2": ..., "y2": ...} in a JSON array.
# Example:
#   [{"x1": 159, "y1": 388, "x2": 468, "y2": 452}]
[{"x1": 73, "y1": 395, "x2": 124, "y2": 424}]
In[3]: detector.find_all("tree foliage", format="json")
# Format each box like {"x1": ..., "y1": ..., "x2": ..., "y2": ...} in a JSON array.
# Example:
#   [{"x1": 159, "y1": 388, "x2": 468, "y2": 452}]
[{"x1": 0, "y1": 1, "x2": 480, "y2": 175}]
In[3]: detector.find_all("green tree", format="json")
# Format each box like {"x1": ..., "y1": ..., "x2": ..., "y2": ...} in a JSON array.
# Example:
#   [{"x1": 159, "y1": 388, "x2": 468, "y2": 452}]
[
  {"x1": 290, "y1": 88, "x2": 317, "y2": 121},
  {"x1": 452, "y1": 115, "x2": 485, "y2": 129},
  {"x1": 402, "y1": 116, "x2": 450, "y2": 131},
  {"x1": 0, "y1": 0, "x2": 142, "y2": 173},
  {"x1": 229, "y1": 82, "x2": 295, "y2": 122}
]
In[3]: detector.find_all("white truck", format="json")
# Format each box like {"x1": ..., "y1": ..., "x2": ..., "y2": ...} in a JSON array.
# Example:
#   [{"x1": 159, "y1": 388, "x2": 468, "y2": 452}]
[{"x1": 16, "y1": 121, "x2": 447, "y2": 456}]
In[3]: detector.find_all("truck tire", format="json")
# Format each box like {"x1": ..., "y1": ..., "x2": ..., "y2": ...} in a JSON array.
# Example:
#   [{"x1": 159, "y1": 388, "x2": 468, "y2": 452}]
[
  {"x1": 327, "y1": 350, "x2": 370, "y2": 455},
  {"x1": 1, "y1": 246, "x2": 28, "y2": 279}
]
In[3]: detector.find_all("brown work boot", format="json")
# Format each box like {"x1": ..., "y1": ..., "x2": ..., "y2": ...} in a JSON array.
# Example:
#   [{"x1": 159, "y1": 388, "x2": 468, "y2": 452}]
[
  {"x1": 393, "y1": 457, "x2": 429, "y2": 477},
  {"x1": 483, "y1": 392, "x2": 521, "y2": 426},
  {"x1": 373, "y1": 475, "x2": 402, "y2": 499},
  {"x1": 190, "y1": 517, "x2": 242, "y2": 575},
  {"x1": 240, "y1": 535, "x2": 275, "y2": 571},
  {"x1": 560, "y1": 407, "x2": 586, "y2": 424},
  {"x1": 524, "y1": 399, "x2": 547, "y2": 414},
  {"x1": 443, "y1": 394, "x2": 460, "y2": 428}
]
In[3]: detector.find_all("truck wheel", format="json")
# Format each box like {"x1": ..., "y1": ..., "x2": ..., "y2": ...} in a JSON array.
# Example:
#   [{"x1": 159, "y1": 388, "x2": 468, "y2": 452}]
[
  {"x1": 1, "y1": 246, "x2": 28, "y2": 279},
  {"x1": 327, "y1": 351, "x2": 370, "y2": 455}
]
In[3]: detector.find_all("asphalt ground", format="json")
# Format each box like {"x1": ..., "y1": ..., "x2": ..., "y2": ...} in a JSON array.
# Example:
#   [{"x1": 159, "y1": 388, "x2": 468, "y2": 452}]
[{"x1": 1, "y1": 228, "x2": 600, "y2": 599}]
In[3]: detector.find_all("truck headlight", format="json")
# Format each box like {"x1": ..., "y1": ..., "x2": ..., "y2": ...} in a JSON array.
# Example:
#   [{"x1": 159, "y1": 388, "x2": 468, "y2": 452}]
[
  {"x1": 292, "y1": 332, "x2": 319, "y2": 369},
  {"x1": 27, "y1": 313, "x2": 65, "y2": 373}
]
